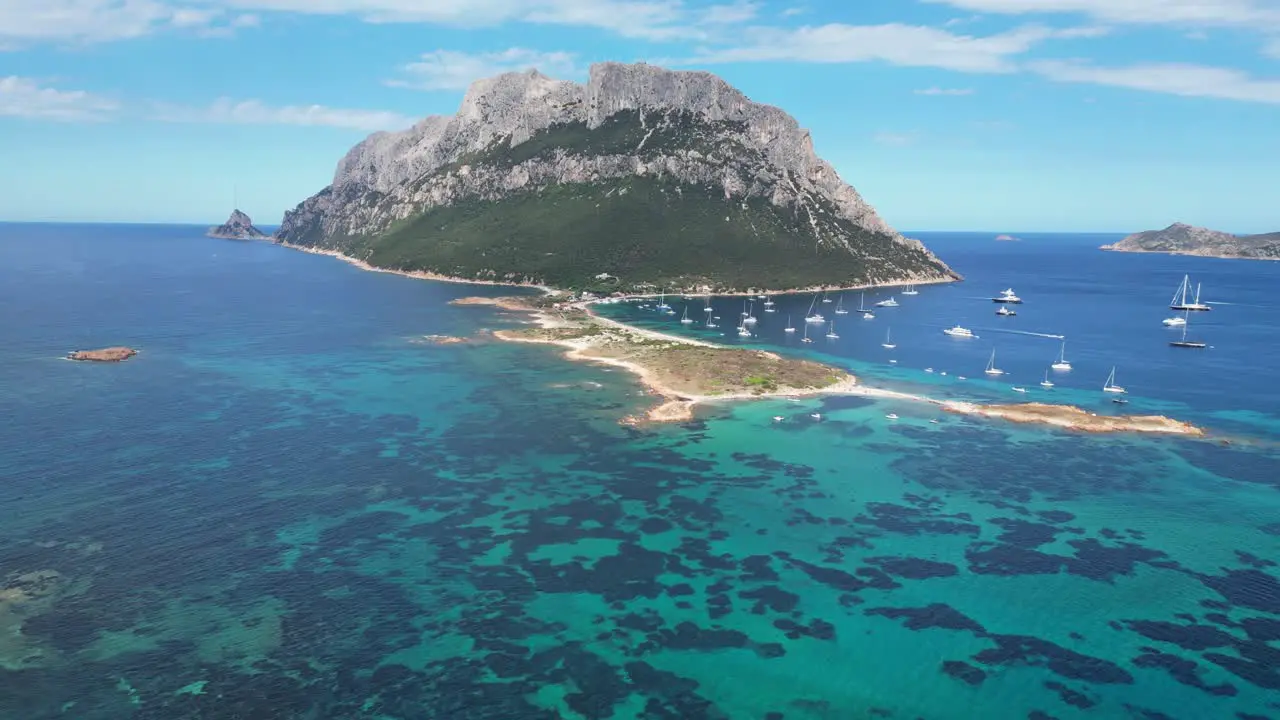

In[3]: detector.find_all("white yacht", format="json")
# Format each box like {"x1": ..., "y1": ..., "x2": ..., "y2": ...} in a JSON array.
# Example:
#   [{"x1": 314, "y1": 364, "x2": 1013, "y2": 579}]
[
  {"x1": 821, "y1": 291, "x2": 833, "y2": 304},
  {"x1": 875, "y1": 296, "x2": 899, "y2": 308},
  {"x1": 1162, "y1": 314, "x2": 1186, "y2": 327},
  {"x1": 992, "y1": 288, "x2": 1022, "y2": 304},
  {"x1": 996, "y1": 306, "x2": 1016, "y2": 317},
  {"x1": 801, "y1": 323, "x2": 814, "y2": 343},
  {"x1": 901, "y1": 284, "x2": 919, "y2": 296},
  {"x1": 1040, "y1": 370, "x2": 1054, "y2": 388},
  {"x1": 834, "y1": 295, "x2": 848, "y2": 315},
  {"x1": 943, "y1": 325, "x2": 977, "y2": 338},
  {"x1": 984, "y1": 349, "x2": 1004, "y2": 376},
  {"x1": 881, "y1": 328, "x2": 896, "y2": 349},
  {"x1": 680, "y1": 306, "x2": 693, "y2": 324},
  {"x1": 886, "y1": 413, "x2": 900, "y2": 420},
  {"x1": 742, "y1": 300, "x2": 758, "y2": 325},
  {"x1": 856, "y1": 292, "x2": 875, "y2": 319},
  {"x1": 784, "y1": 315, "x2": 796, "y2": 333},
  {"x1": 825, "y1": 321, "x2": 839, "y2": 339},
  {"x1": 1103, "y1": 366, "x2": 1126, "y2": 394},
  {"x1": 1051, "y1": 341, "x2": 1072, "y2": 371},
  {"x1": 656, "y1": 289, "x2": 671, "y2": 311},
  {"x1": 737, "y1": 321, "x2": 751, "y2": 338},
  {"x1": 1012, "y1": 386, "x2": 1027, "y2": 393},
  {"x1": 763, "y1": 295, "x2": 775, "y2": 307}
]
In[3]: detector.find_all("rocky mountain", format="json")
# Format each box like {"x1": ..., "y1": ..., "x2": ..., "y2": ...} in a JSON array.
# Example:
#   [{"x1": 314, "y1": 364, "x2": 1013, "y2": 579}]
[
  {"x1": 1102, "y1": 222, "x2": 1280, "y2": 260},
  {"x1": 275, "y1": 62, "x2": 959, "y2": 292},
  {"x1": 208, "y1": 210, "x2": 268, "y2": 240}
]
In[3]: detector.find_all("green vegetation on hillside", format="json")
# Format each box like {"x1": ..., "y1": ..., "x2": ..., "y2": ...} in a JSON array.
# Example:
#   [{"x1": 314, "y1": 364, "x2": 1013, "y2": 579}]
[{"x1": 343, "y1": 176, "x2": 948, "y2": 291}]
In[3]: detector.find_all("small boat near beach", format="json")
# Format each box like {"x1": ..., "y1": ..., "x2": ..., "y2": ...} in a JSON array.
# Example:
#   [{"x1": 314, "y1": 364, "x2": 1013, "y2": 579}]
[{"x1": 886, "y1": 413, "x2": 900, "y2": 420}]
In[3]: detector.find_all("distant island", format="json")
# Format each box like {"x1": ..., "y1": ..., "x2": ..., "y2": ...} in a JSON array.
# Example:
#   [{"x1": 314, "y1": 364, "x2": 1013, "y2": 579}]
[
  {"x1": 274, "y1": 62, "x2": 959, "y2": 294},
  {"x1": 68, "y1": 347, "x2": 137, "y2": 362},
  {"x1": 208, "y1": 209, "x2": 268, "y2": 240},
  {"x1": 1102, "y1": 222, "x2": 1280, "y2": 260}
]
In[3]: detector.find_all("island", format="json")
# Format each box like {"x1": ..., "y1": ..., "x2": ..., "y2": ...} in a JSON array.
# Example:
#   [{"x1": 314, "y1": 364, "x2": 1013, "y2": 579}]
[
  {"x1": 1102, "y1": 222, "x2": 1280, "y2": 260},
  {"x1": 274, "y1": 62, "x2": 960, "y2": 294},
  {"x1": 941, "y1": 401, "x2": 1203, "y2": 436},
  {"x1": 445, "y1": 294, "x2": 1208, "y2": 436},
  {"x1": 67, "y1": 347, "x2": 137, "y2": 362},
  {"x1": 450, "y1": 295, "x2": 855, "y2": 423},
  {"x1": 207, "y1": 209, "x2": 268, "y2": 240}
]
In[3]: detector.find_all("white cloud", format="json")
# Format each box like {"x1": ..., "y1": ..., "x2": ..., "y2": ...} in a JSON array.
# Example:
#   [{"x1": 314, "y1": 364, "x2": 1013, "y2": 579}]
[
  {"x1": 0, "y1": 0, "x2": 260, "y2": 46},
  {"x1": 684, "y1": 23, "x2": 1091, "y2": 73},
  {"x1": 701, "y1": 1, "x2": 759, "y2": 24},
  {"x1": 388, "y1": 48, "x2": 579, "y2": 91},
  {"x1": 0, "y1": 76, "x2": 119, "y2": 121},
  {"x1": 873, "y1": 131, "x2": 916, "y2": 146},
  {"x1": 1265, "y1": 37, "x2": 1280, "y2": 57},
  {"x1": 0, "y1": 0, "x2": 739, "y2": 45},
  {"x1": 1029, "y1": 59, "x2": 1280, "y2": 104},
  {"x1": 915, "y1": 86, "x2": 975, "y2": 95},
  {"x1": 153, "y1": 97, "x2": 414, "y2": 130},
  {"x1": 923, "y1": 0, "x2": 1280, "y2": 31},
  {"x1": 780, "y1": 7, "x2": 806, "y2": 17},
  {"x1": 216, "y1": 0, "x2": 718, "y2": 41}
]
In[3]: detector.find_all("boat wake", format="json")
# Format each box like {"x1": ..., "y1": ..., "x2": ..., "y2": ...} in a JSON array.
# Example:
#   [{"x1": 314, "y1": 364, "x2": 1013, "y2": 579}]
[{"x1": 984, "y1": 328, "x2": 1066, "y2": 340}]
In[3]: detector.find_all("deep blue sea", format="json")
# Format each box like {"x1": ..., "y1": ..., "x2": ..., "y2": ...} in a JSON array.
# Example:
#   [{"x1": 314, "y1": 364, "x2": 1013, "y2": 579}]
[{"x1": 2, "y1": 223, "x2": 1278, "y2": 720}]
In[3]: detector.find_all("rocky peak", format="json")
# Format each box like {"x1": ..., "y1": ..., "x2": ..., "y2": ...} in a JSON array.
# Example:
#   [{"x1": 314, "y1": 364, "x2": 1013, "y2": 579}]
[{"x1": 207, "y1": 209, "x2": 267, "y2": 240}]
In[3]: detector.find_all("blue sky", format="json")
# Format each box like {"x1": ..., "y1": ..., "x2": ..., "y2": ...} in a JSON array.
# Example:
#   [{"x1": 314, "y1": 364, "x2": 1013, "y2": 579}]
[{"x1": 1, "y1": 0, "x2": 1278, "y2": 233}]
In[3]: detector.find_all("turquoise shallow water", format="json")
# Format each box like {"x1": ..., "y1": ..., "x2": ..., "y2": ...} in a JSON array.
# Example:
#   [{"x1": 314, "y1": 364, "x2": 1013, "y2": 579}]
[{"x1": 1, "y1": 224, "x2": 1278, "y2": 719}]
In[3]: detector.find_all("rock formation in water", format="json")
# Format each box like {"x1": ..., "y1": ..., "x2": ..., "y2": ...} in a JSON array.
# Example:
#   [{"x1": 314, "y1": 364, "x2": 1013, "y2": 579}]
[
  {"x1": 275, "y1": 62, "x2": 959, "y2": 292},
  {"x1": 67, "y1": 347, "x2": 137, "y2": 362},
  {"x1": 208, "y1": 209, "x2": 268, "y2": 240},
  {"x1": 1102, "y1": 222, "x2": 1280, "y2": 260}
]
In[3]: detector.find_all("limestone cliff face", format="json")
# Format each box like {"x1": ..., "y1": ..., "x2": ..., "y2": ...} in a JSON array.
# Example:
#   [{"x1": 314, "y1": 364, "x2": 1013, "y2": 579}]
[
  {"x1": 208, "y1": 209, "x2": 267, "y2": 240},
  {"x1": 276, "y1": 62, "x2": 958, "y2": 290},
  {"x1": 1102, "y1": 222, "x2": 1280, "y2": 260}
]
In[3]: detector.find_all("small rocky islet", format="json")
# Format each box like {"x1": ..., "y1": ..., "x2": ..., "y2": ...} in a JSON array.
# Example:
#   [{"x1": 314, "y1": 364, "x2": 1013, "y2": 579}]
[
  {"x1": 67, "y1": 347, "x2": 137, "y2": 362},
  {"x1": 207, "y1": 209, "x2": 268, "y2": 240}
]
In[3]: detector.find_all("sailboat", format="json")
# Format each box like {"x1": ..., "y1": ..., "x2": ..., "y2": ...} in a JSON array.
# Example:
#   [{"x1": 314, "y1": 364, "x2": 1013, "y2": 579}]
[
  {"x1": 805, "y1": 295, "x2": 825, "y2": 323},
  {"x1": 737, "y1": 318, "x2": 752, "y2": 338},
  {"x1": 901, "y1": 283, "x2": 919, "y2": 296},
  {"x1": 881, "y1": 328, "x2": 896, "y2": 349},
  {"x1": 784, "y1": 315, "x2": 796, "y2": 333},
  {"x1": 821, "y1": 291, "x2": 833, "y2": 304},
  {"x1": 1170, "y1": 274, "x2": 1211, "y2": 311},
  {"x1": 680, "y1": 306, "x2": 693, "y2": 324},
  {"x1": 857, "y1": 292, "x2": 875, "y2": 319},
  {"x1": 826, "y1": 321, "x2": 839, "y2": 339},
  {"x1": 1051, "y1": 341, "x2": 1072, "y2": 371},
  {"x1": 1040, "y1": 370, "x2": 1054, "y2": 388},
  {"x1": 656, "y1": 289, "x2": 670, "y2": 311},
  {"x1": 984, "y1": 349, "x2": 1004, "y2": 376},
  {"x1": 1102, "y1": 366, "x2": 1126, "y2": 393},
  {"x1": 763, "y1": 295, "x2": 775, "y2": 307},
  {"x1": 834, "y1": 294, "x2": 848, "y2": 315},
  {"x1": 703, "y1": 296, "x2": 714, "y2": 313},
  {"x1": 1169, "y1": 319, "x2": 1206, "y2": 348},
  {"x1": 801, "y1": 322, "x2": 814, "y2": 343},
  {"x1": 743, "y1": 300, "x2": 758, "y2": 325}
]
